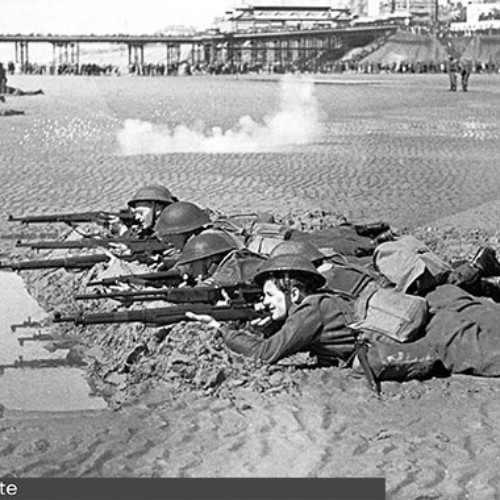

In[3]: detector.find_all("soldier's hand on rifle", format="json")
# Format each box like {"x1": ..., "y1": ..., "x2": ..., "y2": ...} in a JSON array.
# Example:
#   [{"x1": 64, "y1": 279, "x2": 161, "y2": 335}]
[
  {"x1": 185, "y1": 312, "x2": 222, "y2": 332},
  {"x1": 104, "y1": 215, "x2": 128, "y2": 236},
  {"x1": 108, "y1": 242, "x2": 131, "y2": 256},
  {"x1": 250, "y1": 302, "x2": 270, "y2": 327},
  {"x1": 215, "y1": 288, "x2": 231, "y2": 306}
]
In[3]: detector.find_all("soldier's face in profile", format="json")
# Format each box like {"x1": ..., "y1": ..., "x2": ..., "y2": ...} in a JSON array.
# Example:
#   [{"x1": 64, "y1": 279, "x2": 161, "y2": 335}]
[
  {"x1": 131, "y1": 202, "x2": 154, "y2": 228},
  {"x1": 263, "y1": 279, "x2": 287, "y2": 321},
  {"x1": 163, "y1": 233, "x2": 190, "y2": 250}
]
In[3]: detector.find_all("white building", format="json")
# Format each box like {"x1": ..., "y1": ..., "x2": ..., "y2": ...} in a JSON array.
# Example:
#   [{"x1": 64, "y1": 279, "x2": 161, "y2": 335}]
[{"x1": 450, "y1": 1, "x2": 500, "y2": 31}]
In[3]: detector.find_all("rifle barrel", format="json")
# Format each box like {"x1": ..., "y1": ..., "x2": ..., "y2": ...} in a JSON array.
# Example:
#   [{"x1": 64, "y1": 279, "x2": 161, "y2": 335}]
[
  {"x1": 16, "y1": 237, "x2": 170, "y2": 253},
  {"x1": 87, "y1": 269, "x2": 183, "y2": 287},
  {"x1": 54, "y1": 303, "x2": 264, "y2": 326},
  {"x1": 8, "y1": 210, "x2": 136, "y2": 226},
  {"x1": 0, "y1": 254, "x2": 109, "y2": 271}
]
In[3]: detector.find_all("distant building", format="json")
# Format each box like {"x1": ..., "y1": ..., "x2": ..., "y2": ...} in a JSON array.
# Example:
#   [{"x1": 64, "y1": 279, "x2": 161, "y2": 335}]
[
  {"x1": 218, "y1": 1, "x2": 353, "y2": 33},
  {"x1": 448, "y1": 0, "x2": 500, "y2": 30},
  {"x1": 391, "y1": 0, "x2": 438, "y2": 22}
]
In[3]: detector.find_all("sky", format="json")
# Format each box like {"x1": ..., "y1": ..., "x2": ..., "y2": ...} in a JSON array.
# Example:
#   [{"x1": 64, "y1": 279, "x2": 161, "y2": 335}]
[{"x1": 0, "y1": 0, "x2": 238, "y2": 34}]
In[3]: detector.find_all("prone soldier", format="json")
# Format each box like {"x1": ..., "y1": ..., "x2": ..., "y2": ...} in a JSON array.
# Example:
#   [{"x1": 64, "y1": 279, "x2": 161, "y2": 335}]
[{"x1": 188, "y1": 253, "x2": 500, "y2": 391}]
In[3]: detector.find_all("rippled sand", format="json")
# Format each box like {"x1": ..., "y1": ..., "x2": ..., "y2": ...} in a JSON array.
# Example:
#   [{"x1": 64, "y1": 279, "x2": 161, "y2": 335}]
[{"x1": 2, "y1": 73, "x2": 500, "y2": 498}]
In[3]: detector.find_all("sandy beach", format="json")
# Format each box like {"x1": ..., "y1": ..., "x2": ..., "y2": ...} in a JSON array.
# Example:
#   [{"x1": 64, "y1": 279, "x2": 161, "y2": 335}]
[{"x1": 2, "y1": 72, "x2": 500, "y2": 498}]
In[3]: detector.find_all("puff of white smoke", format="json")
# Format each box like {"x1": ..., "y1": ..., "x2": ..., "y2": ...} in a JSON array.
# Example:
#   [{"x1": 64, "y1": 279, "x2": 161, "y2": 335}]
[{"x1": 117, "y1": 75, "x2": 319, "y2": 154}]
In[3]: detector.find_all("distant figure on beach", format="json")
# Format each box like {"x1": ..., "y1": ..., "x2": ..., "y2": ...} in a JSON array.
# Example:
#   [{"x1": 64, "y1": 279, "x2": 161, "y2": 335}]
[
  {"x1": 460, "y1": 59, "x2": 472, "y2": 92},
  {"x1": 4, "y1": 85, "x2": 44, "y2": 96},
  {"x1": 448, "y1": 56, "x2": 471, "y2": 92},
  {"x1": 0, "y1": 62, "x2": 7, "y2": 95}
]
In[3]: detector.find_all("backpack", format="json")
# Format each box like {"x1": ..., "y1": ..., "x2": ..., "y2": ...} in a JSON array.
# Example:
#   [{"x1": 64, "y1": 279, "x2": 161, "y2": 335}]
[
  {"x1": 246, "y1": 222, "x2": 293, "y2": 255},
  {"x1": 320, "y1": 259, "x2": 380, "y2": 299},
  {"x1": 374, "y1": 236, "x2": 451, "y2": 295},
  {"x1": 210, "y1": 249, "x2": 267, "y2": 286},
  {"x1": 348, "y1": 281, "x2": 428, "y2": 343}
]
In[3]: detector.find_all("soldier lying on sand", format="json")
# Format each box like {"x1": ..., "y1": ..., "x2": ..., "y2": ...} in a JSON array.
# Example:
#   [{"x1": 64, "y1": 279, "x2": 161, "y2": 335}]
[{"x1": 188, "y1": 253, "x2": 500, "y2": 388}]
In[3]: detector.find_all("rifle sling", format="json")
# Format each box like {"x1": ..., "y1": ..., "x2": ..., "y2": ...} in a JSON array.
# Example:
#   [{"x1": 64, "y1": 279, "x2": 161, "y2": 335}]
[{"x1": 354, "y1": 336, "x2": 380, "y2": 396}]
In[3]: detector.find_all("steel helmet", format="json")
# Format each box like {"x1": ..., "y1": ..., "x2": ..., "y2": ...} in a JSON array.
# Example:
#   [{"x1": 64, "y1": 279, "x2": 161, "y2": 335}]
[
  {"x1": 154, "y1": 201, "x2": 211, "y2": 236},
  {"x1": 177, "y1": 232, "x2": 238, "y2": 265},
  {"x1": 253, "y1": 254, "x2": 326, "y2": 289},
  {"x1": 128, "y1": 185, "x2": 178, "y2": 207},
  {"x1": 270, "y1": 240, "x2": 325, "y2": 264}
]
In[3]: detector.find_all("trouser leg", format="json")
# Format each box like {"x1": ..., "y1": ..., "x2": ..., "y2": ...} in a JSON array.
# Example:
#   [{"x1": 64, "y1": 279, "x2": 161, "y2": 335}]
[
  {"x1": 361, "y1": 333, "x2": 443, "y2": 382},
  {"x1": 461, "y1": 71, "x2": 470, "y2": 91},
  {"x1": 449, "y1": 72, "x2": 457, "y2": 91}
]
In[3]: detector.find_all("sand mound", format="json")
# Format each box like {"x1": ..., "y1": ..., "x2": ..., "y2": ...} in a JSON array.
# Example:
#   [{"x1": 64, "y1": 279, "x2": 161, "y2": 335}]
[{"x1": 363, "y1": 31, "x2": 449, "y2": 64}]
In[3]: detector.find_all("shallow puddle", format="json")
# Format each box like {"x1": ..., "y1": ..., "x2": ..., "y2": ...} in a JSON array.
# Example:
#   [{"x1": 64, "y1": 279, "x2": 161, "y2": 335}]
[{"x1": 0, "y1": 271, "x2": 107, "y2": 411}]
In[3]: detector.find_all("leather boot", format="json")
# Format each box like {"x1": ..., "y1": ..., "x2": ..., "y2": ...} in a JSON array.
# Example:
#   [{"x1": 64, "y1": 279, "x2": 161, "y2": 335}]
[
  {"x1": 354, "y1": 221, "x2": 391, "y2": 238},
  {"x1": 472, "y1": 246, "x2": 500, "y2": 277},
  {"x1": 480, "y1": 277, "x2": 500, "y2": 302}
]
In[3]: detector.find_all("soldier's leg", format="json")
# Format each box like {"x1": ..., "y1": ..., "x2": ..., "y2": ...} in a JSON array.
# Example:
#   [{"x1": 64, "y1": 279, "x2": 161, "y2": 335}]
[
  {"x1": 449, "y1": 71, "x2": 457, "y2": 91},
  {"x1": 461, "y1": 70, "x2": 470, "y2": 91},
  {"x1": 425, "y1": 285, "x2": 500, "y2": 377}
]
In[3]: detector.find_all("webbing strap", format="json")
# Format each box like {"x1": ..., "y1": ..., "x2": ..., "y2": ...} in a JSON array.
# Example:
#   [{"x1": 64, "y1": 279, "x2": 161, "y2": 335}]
[{"x1": 354, "y1": 336, "x2": 380, "y2": 396}]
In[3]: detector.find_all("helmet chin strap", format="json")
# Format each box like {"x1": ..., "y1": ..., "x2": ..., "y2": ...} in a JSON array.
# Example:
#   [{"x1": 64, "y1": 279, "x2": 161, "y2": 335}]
[
  {"x1": 283, "y1": 273, "x2": 293, "y2": 314},
  {"x1": 151, "y1": 201, "x2": 159, "y2": 228}
]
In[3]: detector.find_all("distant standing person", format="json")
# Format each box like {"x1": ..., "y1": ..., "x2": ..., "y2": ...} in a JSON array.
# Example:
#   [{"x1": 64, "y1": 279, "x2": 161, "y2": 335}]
[
  {"x1": 447, "y1": 56, "x2": 459, "y2": 92},
  {"x1": 447, "y1": 56, "x2": 470, "y2": 92},
  {"x1": 460, "y1": 59, "x2": 472, "y2": 92},
  {"x1": 0, "y1": 62, "x2": 7, "y2": 94}
]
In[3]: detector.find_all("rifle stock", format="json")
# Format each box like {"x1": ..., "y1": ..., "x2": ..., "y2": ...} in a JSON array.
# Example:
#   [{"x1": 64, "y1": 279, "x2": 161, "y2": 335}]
[{"x1": 53, "y1": 302, "x2": 264, "y2": 326}]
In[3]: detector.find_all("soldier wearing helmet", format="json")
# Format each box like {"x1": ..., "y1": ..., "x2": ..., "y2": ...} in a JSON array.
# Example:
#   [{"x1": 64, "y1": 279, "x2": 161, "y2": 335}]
[
  {"x1": 185, "y1": 252, "x2": 500, "y2": 387},
  {"x1": 173, "y1": 230, "x2": 265, "y2": 285},
  {"x1": 187, "y1": 254, "x2": 358, "y2": 366},
  {"x1": 110, "y1": 184, "x2": 178, "y2": 238},
  {"x1": 269, "y1": 240, "x2": 382, "y2": 298},
  {"x1": 176, "y1": 232, "x2": 239, "y2": 283},
  {"x1": 154, "y1": 200, "x2": 250, "y2": 255},
  {"x1": 154, "y1": 201, "x2": 211, "y2": 250}
]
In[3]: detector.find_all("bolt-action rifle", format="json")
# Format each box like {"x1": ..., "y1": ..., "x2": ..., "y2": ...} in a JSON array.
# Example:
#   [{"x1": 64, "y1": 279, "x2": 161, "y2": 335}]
[
  {"x1": 15, "y1": 236, "x2": 171, "y2": 254},
  {"x1": 10, "y1": 316, "x2": 44, "y2": 332},
  {"x1": 0, "y1": 357, "x2": 83, "y2": 374},
  {"x1": 53, "y1": 301, "x2": 265, "y2": 327},
  {"x1": 17, "y1": 333, "x2": 54, "y2": 346},
  {"x1": 75, "y1": 284, "x2": 262, "y2": 304},
  {"x1": 0, "y1": 251, "x2": 160, "y2": 271},
  {"x1": 87, "y1": 269, "x2": 185, "y2": 288},
  {"x1": 8, "y1": 209, "x2": 136, "y2": 227}
]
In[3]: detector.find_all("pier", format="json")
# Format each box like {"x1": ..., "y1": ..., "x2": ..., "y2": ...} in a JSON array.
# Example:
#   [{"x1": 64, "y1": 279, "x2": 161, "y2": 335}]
[{"x1": 0, "y1": 25, "x2": 397, "y2": 72}]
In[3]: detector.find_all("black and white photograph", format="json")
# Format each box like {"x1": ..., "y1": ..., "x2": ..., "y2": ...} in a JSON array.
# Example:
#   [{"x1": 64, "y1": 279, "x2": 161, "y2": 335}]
[{"x1": 1, "y1": 0, "x2": 500, "y2": 498}]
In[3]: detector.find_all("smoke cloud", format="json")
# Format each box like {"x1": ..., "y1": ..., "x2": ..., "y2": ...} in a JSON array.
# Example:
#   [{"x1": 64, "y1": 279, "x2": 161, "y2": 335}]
[{"x1": 117, "y1": 75, "x2": 320, "y2": 154}]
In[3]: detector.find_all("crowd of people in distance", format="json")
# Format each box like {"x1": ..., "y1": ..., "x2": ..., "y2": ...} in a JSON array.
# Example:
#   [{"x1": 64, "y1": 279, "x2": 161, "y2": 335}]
[{"x1": 7, "y1": 59, "x2": 500, "y2": 77}]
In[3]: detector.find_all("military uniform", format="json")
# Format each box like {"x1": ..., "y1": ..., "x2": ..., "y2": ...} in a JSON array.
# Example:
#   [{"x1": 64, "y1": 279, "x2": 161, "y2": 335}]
[
  {"x1": 447, "y1": 57, "x2": 471, "y2": 92},
  {"x1": 448, "y1": 57, "x2": 459, "y2": 91},
  {"x1": 365, "y1": 285, "x2": 500, "y2": 381},
  {"x1": 220, "y1": 292, "x2": 357, "y2": 365}
]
